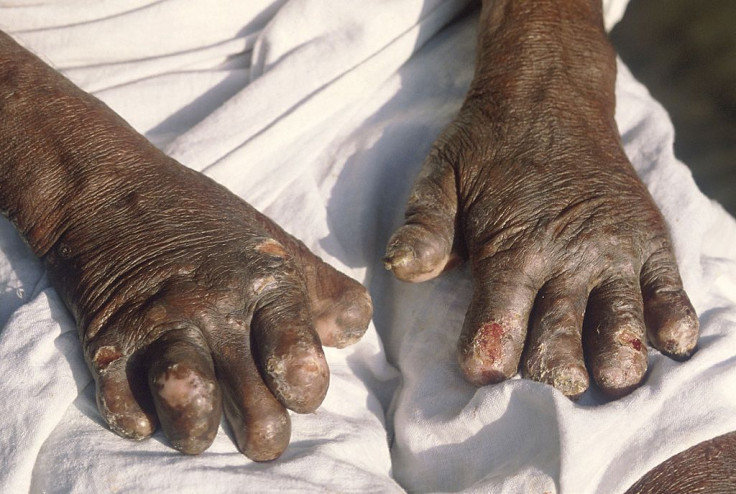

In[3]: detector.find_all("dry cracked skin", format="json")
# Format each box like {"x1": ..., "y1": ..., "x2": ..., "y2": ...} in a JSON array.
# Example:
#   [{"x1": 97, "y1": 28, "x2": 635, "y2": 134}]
[{"x1": 0, "y1": 0, "x2": 701, "y2": 468}]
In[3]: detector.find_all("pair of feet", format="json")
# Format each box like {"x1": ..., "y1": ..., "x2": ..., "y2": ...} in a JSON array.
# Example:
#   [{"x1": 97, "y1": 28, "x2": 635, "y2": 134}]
[
  {"x1": 42, "y1": 44, "x2": 697, "y2": 461},
  {"x1": 0, "y1": 1, "x2": 698, "y2": 463}
]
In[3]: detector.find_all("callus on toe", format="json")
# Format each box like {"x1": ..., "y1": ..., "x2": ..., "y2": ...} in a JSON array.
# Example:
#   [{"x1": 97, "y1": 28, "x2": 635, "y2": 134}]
[
  {"x1": 546, "y1": 365, "x2": 589, "y2": 399},
  {"x1": 524, "y1": 351, "x2": 590, "y2": 399}
]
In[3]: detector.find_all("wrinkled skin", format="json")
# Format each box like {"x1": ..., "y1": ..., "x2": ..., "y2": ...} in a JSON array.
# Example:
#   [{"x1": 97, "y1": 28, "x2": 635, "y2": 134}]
[
  {"x1": 625, "y1": 430, "x2": 736, "y2": 493},
  {"x1": 0, "y1": 31, "x2": 371, "y2": 460},
  {"x1": 384, "y1": 0, "x2": 699, "y2": 399},
  {"x1": 0, "y1": 0, "x2": 726, "y2": 486}
]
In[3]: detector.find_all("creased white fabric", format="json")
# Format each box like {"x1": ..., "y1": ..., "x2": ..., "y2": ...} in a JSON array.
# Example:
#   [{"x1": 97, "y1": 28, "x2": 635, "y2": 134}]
[{"x1": 0, "y1": 1, "x2": 735, "y2": 493}]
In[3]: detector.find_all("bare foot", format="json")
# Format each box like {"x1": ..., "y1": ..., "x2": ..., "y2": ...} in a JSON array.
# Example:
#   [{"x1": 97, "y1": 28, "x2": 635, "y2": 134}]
[
  {"x1": 0, "y1": 30, "x2": 371, "y2": 460},
  {"x1": 384, "y1": 0, "x2": 698, "y2": 399}
]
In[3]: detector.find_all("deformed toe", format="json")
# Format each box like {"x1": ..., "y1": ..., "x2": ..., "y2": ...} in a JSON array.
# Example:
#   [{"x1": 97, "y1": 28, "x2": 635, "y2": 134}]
[
  {"x1": 237, "y1": 412, "x2": 291, "y2": 462},
  {"x1": 96, "y1": 363, "x2": 156, "y2": 441},
  {"x1": 314, "y1": 285, "x2": 372, "y2": 348},
  {"x1": 150, "y1": 362, "x2": 221, "y2": 455},
  {"x1": 644, "y1": 290, "x2": 699, "y2": 360},
  {"x1": 457, "y1": 321, "x2": 520, "y2": 386},
  {"x1": 384, "y1": 225, "x2": 453, "y2": 283},
  {"x1": 591, "y1": 333, "x2": 648, "y2": 398},
  {"x1": 266, "y1": 346, "x2": 329, "y2": 413}
]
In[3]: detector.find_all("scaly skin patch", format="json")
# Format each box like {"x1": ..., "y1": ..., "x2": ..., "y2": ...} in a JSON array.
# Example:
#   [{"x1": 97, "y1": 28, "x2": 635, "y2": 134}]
[
  {"x1": 255, "y1": 238, "x2": 288, "y2": 258},
  {"x1": 266, "y1": 346, "x2": 329, "y2": 414},
  {"x1": 459, "y1": 320, "x2": 520, "y2": 386},
  {"x1": 155, "y1": 364, "x2": 212, "y2": 410}
]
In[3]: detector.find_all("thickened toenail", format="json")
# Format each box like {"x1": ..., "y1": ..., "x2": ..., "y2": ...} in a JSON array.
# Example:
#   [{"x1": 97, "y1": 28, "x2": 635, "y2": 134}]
[{"x1": 383, "y1": 245, "x2": 415, "y2": 270}]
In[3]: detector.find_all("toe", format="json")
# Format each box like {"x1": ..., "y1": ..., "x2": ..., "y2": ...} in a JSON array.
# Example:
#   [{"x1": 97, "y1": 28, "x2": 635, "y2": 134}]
[
  {"x1": 523, "y1": 277, "x2": 589, "y2": 398},
  {"x1": 147, "y1": 327, "x2": 221, "y2": 455},
  {"x1": 384, "y1": 148, "x2": 459, "y2": 283},
  {"x1": 211, "y1": 325, "x2": 291, "y2": 462},
  {"x1": 640, "y1": 247, "x2": 699, "y2": 359},
  {"x1": 90, "y1": 348, "x2": 156, "y2": 441},
  {"x1": 584, "y1": 273, "x2": 648, "y2": 398},
  {"x1": 304, "y1": 258, "x2": 373, "y2": 349},
  {"x1": 457, "y1": 256, "x2": 541, "y2": 386},
  {"x1": 251, "y1": 283, "x2": 330, "y2": 414}
]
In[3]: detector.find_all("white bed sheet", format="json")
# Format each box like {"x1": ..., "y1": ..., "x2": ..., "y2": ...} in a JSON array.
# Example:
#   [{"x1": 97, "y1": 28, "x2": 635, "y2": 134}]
[{"x1": 0, "y1": 1, "x2": 735, "y2": 492}]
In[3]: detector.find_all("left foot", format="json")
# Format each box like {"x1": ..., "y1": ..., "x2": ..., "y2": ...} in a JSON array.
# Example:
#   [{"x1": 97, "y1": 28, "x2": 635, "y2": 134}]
[{"x1": 384, "y1": 0, "x2": 698, "y2": 398}]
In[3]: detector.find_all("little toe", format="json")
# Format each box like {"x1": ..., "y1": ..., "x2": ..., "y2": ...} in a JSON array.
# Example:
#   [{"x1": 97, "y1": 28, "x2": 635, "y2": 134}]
[{"x1": 641, "y1": 248, "x2": 699, "y2": 359}]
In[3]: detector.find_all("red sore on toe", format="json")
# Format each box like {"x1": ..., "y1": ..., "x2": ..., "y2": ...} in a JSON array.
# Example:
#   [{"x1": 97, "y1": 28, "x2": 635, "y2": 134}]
[
  {"x1": 629, "y1": 338, "x2": 643, "y2": 351},
  {"x1": 474, "y1": 322, "x2": 504, "y2": 362},
  {"x1": 459, "y1": 322, "x2": 514, "y2": 386},
  {"x1": 481, "y1": 322, "x2": 504, "y2": 341}
]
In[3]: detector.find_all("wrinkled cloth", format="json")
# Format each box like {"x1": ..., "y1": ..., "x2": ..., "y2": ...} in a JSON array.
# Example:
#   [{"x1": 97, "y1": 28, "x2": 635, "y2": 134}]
[{"x1": 0, "y1": 1, "x2": 735, "y2": 492}]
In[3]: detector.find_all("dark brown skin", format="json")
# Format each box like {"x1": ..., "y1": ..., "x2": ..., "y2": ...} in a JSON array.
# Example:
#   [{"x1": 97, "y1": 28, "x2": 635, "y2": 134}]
[
  {"x1": 387, "y1": 0, "x2": 736, "y2": 488},
  {"x1": 625, "y1": 431, "x2": 736, "y2": 493},
  {"x1": 0, "y1": 31, "x2": 371, "y2": 461},
  {"x1": 385, "y1": 0, "x2": 699, "y2": 399},
  {"x1": 0, "y1": 2, "x2": 732, "y2": 488}
]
